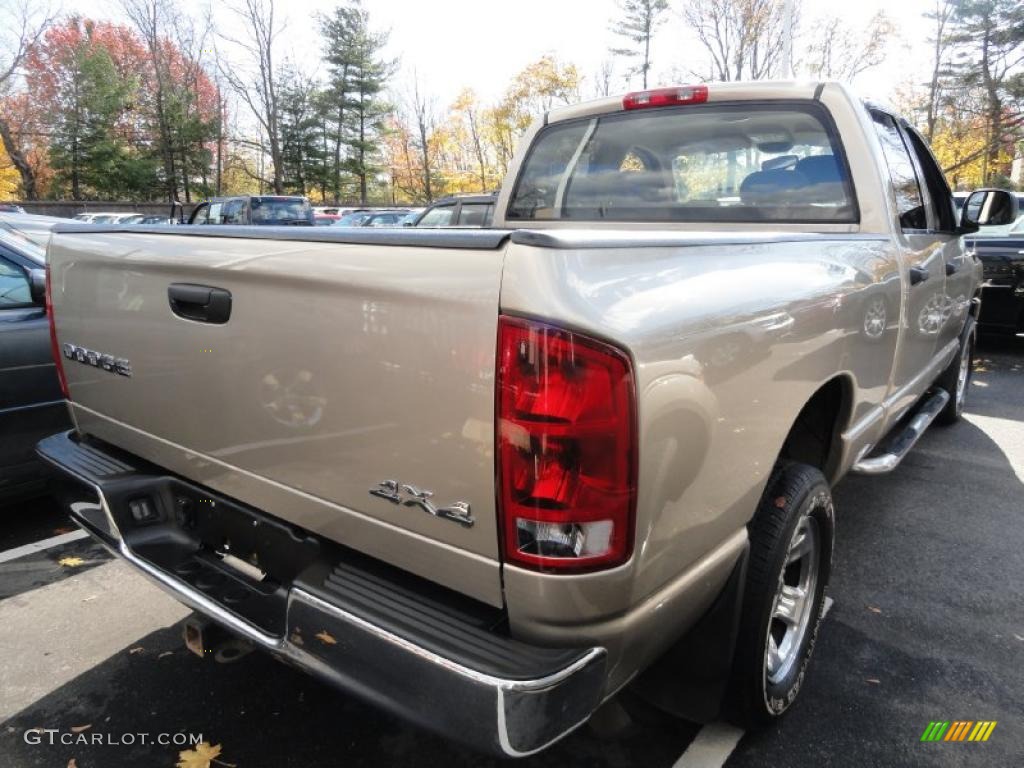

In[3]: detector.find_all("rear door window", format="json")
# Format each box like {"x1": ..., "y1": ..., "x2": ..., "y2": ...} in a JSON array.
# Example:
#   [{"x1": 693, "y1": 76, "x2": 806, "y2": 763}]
[
  {"x1": 417, "y1": 205, "x2": 456, "y2": 227},
  {"x1": 221, "y1": 199, "x2": 246, "y2": 224},
  {"x1": 507, "y1": 103, "x2": 857, "y2": 223},
  {"x1": 250, "y1": 198, "x2": 312, "y2": 224},
  {"x1": 457, "y1": 203, "x2": 493, "y2": 226},
  {"x1": 871, "y1": 112, "x2": 926, "y2": 231}
]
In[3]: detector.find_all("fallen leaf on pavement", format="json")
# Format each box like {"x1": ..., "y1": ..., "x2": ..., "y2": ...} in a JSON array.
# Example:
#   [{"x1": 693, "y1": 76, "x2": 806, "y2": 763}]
[
  {"x1": 158, "y1": 651, "x2": 174, "y2": 659},
  {"x1": 176, "y1": 741, "x2": 224, "y2": 768},
  {"x1": 70, "y1": 724, "x2": 91, "y2": 733},
  {"x1": 315, "y1": 631, "x2": 337, "y2": 645},
  {"x1": 866, "y1": 678, "x2": 881, "y2": 684},
  {"x1": 1014, "y1": 634, "x2": 1023, "y2": 642},
  {"x1": 867, "y1": 606, "x2": 882, "y2": 614},
  {"x1": 67, "y1": 760, "x2": 77, "y2": 768},
  {"x1": 58, "y1": 557, "x2": 85, "y2": 567},
  {"x1": 53, "y1": 527, "x2": 73, "y2": 535},
  {"x1": 128, "y1": 646, "x2": 144, "y2": 655}
]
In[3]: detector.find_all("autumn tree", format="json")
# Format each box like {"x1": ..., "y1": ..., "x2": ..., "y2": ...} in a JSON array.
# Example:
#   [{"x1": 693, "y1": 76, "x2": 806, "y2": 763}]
[
  {"x1": 609, "y1": 0, "x2": 669, "y2": 89},
  {"x1": 47, "y1": 36, "x2": 151, "y2": 199},
  {"x1": 486, "y1": 56, "x2": 580, "y2": 174},
  {"x1": 122, "y1": 0, "x2": 218, "y2": 202},
  {"x1": 947, "y1": 0, "x2": 1024, "y2": 184},
  {"x1": 452, "y1": 89, "x2": 492, "y2": 191},
  {"x1": 0, "y1": 1, "x2": 56, "y2": 199},
  {"x1": 681, "y1": 0, "x2": 791, "y2": 81}
]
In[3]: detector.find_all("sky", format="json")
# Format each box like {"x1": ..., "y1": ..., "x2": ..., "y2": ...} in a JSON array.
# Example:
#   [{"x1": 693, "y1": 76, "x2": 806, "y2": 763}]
[{"x1": 71, "y1": 0, "x2": 940, "y2": 108}]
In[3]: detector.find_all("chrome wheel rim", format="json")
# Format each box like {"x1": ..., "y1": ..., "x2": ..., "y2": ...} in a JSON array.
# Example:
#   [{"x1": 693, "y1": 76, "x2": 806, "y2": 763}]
[
  {"x1": 955, "y1": 340, "x2": 971, "y2": 410},
  {"x1": 765, "y1": 515, "x2": 820, "y2": 685}
]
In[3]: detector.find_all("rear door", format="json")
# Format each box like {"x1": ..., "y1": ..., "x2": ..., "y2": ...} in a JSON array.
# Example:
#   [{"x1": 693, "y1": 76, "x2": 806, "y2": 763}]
[
  {"x1": 901, "y1": 124, "x2": 972, "y2": 355},
  {"x1": 870, "y1": 110, "x2": 948, "y2": 419},
  {"x1": 48, "y1": 229, "x2": 508, "y2": 604}
]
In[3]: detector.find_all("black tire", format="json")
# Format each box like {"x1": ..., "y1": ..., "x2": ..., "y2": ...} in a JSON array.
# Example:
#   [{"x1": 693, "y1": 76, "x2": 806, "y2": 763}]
[
  {"x1": 935, "y1": 317, "x2": 977, "y2": 426},
  {"x1": 728, "y1": 462, "x2": 834, "y2": 728}
]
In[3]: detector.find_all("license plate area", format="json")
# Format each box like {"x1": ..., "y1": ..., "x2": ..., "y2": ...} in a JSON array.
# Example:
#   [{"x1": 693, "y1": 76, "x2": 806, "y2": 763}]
[{"x1": 101, "y1": 476, "x2": 320, "y2": 636}]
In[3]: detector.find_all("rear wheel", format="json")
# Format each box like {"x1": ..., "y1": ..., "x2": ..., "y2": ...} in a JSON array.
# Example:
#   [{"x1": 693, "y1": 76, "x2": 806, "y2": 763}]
[
  {"x1": 729, "y1": 462, "x2": 834, "y2": 728},
  {"x1": 936, "y1": 318, "x2": 976, "y2": 425}
]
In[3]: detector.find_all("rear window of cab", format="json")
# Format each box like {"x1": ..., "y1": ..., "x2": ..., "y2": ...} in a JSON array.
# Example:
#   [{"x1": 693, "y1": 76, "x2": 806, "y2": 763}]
[{"x1": 507, "y1": 102, "x2": 858, "y2": 224}]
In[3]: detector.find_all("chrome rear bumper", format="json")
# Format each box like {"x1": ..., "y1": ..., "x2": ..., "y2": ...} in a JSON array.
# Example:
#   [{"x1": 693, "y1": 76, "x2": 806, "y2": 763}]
[{"x1": 37, "y1": 430, "x2": 607, "y2": 757}]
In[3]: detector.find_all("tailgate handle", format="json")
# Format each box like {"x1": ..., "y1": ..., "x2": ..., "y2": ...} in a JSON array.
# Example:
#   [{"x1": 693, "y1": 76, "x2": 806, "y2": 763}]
[{"x1": 168, "y1": 283, "x2": 232, "y2": 324}]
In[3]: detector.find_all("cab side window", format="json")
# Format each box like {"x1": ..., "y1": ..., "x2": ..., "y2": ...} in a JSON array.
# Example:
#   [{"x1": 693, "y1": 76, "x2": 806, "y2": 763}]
[
  {"x1": 871, "y1": 111, "x2": 926, "y2": 231},
  {"x1": 0, "y1": 257, "x2": 31, "y2": 307},
  {"x1": 903, "y1": 127, "x2": 957, "y2": 232}
]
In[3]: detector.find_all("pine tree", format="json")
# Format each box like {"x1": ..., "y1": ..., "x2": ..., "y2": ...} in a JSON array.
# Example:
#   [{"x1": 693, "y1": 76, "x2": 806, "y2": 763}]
[{"x1": 609, "y1": 0, "x2": 669, "y2": 89}]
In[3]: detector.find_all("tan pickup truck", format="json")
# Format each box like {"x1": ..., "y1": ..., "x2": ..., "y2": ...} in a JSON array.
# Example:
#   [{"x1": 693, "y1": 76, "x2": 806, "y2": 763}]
[{"x1": 38, "y1": 82, "x2": 1016, "y2": 756}]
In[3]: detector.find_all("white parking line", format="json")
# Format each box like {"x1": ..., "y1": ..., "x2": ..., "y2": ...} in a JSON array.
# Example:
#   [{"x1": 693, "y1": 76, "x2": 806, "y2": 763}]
[
  {"x1": 0, "y1": 529, "x2": 89, "y2": 565},
  {"x1": 673, "y1": 721, "x2": 745, "y2": 768},
  {"x1": 671, "y1": 596, "x2": 836, "y2": 768}
]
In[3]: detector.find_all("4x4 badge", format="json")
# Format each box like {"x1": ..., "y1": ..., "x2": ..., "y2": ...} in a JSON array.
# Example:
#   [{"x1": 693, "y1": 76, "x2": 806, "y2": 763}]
[{"x1": 370, "y1": 480, "x2": 474, "y2": 528}]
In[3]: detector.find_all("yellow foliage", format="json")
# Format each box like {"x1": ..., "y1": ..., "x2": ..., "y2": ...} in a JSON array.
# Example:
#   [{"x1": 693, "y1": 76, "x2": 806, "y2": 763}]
[{"x1": 0, "y1": 143, "x2": 20, "y2": 199}]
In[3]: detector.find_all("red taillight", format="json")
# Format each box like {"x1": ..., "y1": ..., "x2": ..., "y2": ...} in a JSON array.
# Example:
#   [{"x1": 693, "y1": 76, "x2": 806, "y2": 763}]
[
  {"x1": 623, "y1": 85, "x2": 708, "y2": 110},
  {"x1": 45, "y1": 265, "x2": 69, "y2": 399},
  {"x1": 496, "y1": 316, "x2": 637, "y2": 573}
]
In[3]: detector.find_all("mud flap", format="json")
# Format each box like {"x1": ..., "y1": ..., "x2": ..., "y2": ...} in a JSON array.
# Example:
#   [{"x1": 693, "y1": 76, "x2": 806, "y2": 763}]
[{"x1": 629, "y1": 544, "x2": 748, "y2": 723}]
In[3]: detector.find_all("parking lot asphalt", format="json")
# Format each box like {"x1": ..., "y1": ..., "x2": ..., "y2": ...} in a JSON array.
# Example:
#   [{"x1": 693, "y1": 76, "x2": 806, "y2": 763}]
[{"x1": 1, "y1": 338, "x2": 1021, "y2": 768}]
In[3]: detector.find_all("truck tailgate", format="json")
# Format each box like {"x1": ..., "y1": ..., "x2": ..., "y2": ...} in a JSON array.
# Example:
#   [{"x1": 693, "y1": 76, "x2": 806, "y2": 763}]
[{"x1": 47, "y1": 227, "x2": 509, "y2": 606}]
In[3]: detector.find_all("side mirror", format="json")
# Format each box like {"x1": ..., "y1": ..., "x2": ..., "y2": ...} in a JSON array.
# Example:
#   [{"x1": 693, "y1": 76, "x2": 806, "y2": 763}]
[
  {"x1": 29, "y1": 268, "x2": 46, "y2": 306},
  {"x1": 960, "y1": 188, "x2": 1019, "y2": 232}
]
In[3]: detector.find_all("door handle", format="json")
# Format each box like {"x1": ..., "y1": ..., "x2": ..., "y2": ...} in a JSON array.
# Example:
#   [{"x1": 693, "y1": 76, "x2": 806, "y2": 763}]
[
  {"x1": 945, "y1": 261, "x2": 959, "y2": 277},
  {"x1": 168, "y1": 283, "x2": 232, "y2": 324},
  {"x1": 909, "y1": 266, "x2": 930, "y2": 286}
]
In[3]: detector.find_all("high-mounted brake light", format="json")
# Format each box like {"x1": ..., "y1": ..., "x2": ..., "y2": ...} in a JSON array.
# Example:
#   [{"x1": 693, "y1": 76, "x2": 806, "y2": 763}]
[
  {"x1": 496, "y1": 316, "x2": 637, "y2": 573},
  {"x1": 623, "y1": 85, "x2": 708, "y2": 110},
  {"x1": 45, "y1": 265, "x2": 69, "y2": 399}
]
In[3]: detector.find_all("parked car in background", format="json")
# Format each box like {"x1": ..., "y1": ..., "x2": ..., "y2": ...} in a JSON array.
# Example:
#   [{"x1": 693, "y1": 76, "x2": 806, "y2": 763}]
[
  {"x1": 966, "y1": 190, "x2": 1024, "y2": 336},
  {"x1": 332, "y1": 209, "x2": 410, "y2": 227},
  {"x1": 189, "y1": 196, "x2": 314, "y2": 226},
  {"x1": 410, "y1": 194, "x2": 495, "y2": 227},
  {"x1": 136, "y1": 215, "x2": 176, "y2": 225},
  {"x1": 0, "y1": 229, "x2": 70, "y2": 502},
  {"x1": 314, "y1": 214, "x2": 341, "y2": 226},
  {"x1": 0, "y1": 212, "x2": 66, "y2": 248},
  {"x1": 73, "y1": 212, "x2": 147, "y2": 225},
  {"x1": 0, "y1": 204, "x2": 26, "y2": 214}
]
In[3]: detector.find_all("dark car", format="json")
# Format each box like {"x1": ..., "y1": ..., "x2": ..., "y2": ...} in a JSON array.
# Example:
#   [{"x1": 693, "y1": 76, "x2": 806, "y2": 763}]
[
  {"x1": 965, "y1": 191, "x2": 1024, "y2": 336},
  {"x1": 0, "y1": 229, "x2": 70, "y2": 502},
  {"x1": 188, "y1": 196, "x2": 314, "y2": 226},
  {"x1": 410, "y1": 194, "x2": 496, "y2": 227}
]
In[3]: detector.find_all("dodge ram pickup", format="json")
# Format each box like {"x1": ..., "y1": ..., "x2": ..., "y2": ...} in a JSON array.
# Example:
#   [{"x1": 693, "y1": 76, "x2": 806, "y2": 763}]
[{"x1": 37, "y1": 82, "x2": 1014, "y2": 756}]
